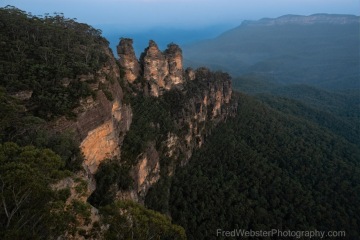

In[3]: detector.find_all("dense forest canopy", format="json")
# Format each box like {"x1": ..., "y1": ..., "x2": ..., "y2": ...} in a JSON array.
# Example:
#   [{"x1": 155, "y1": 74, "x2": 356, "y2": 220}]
[
  {"x1": 0, "y1": 6, "x2": 109, "y2": 119},
  {"x1": 167, "y1": 93, "x2": 360, "y2": 239}
]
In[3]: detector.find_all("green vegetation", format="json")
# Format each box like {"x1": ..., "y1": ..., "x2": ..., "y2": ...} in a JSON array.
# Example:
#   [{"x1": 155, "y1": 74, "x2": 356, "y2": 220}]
[
  {"x1": 0, "y1": 142, "x2": 68, "y2": 239},
  {"x1": 1, "y1": 7, "x2": 189, "y2": 238},
  {"x1": 88, "y1": 159, "x2": 133, "y2": 207},
  {"x1": 0, "y1": 6, "x2": 109, "y2": 119},
  {"x1": 169, "y1": 93, "x2": 360, "y2": 239},
  {"x1": 121, "y1": 93, "x2": 174, "y2": 164},
  {"x1": 100, "y1": 200, "x2": 186, "y2": 240},
  {"x1": 184, "y1": 15, "x2": 360, "y2": 90},
  {"x1": 233, "y1": 76, "x2": 360, "y2": 146},
  {"x1": 0, "y1": 88, "x2": 83, "y2": 171},
  {"x1": 257, "y1": 93, "x2": 360, "y2": 145},
  {"x1": 2, "y1": 6, "x2": 358, "y2": 240}
]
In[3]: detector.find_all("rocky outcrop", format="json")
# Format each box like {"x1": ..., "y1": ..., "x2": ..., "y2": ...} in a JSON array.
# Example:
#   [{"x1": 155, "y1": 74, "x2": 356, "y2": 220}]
[
  {"x1": 118, "y1": 40, "x2": 236, "y2": 200},
  {"x1": 11, "y1": 90, "x2": 33, "y2": 100},
  {"x1": 118, "y1": 39, "x2": 184, "y2": 97},
  {"x1": 141, "y1": 40, "x2": 169, "y2": 96},
  {"x1": 164, "y1": 43, "x2": 184, "y2": 86},
  {"x1": 123, "y1": 67, "x2": 235, "y2": 200},
  {"x1": 117, "y1": 38, "x2": 140, "y2": 83},
  {"x1": 53, "y1": 38, "x2": 235, "y2": 206},
  {"x1": 133, "y1": 143, "x2": 161, "y2": 200},
  {"x1": 185, "y1": 68, "x2": 196, "y2": 81},
  {"x1": 52, "y1": 46, "x2": 132, "y2": 174},
  {"x1": 172, "y1": 68, "x2": 235, "y2": 165}
]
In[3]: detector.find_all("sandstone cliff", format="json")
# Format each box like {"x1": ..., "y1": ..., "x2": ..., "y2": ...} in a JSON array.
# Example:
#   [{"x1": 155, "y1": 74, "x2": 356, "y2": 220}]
[
  {"x1": 117, "y1": 38, "x2": 140, "y2": 83},
  {"x1": 54, "y1": 38, "x2": 235, "y2": 212},
  {"x1": 114, "y1": 39, "x2": 235, "y2": 200},
  {"x1": 52, "y1": 47, "x2": 132, "y2": 175}
]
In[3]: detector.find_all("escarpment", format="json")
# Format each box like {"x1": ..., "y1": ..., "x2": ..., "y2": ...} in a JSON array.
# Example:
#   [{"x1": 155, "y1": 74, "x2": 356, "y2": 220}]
[
  {"x1": 100, "y1": 39, "x2": 237, "y2": 201},
  {"x1": 52, "y1": 47, "x2": 132, "y2": 175},
  {"x1": 0, "y1": 9, "x2": 235, "y2": 238},
  {"x1": 53, "y1": 38, "x2": 235, "y2": 205}
]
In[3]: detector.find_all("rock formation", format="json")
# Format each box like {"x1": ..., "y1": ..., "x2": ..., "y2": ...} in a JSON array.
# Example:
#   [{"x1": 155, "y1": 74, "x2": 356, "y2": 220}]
[
  {"x1": 117, "y1": 38, "x2": 140, "y2": 83},
  {"x1": 141, "y1": 40, "x2": 169, "y2": 96},
  {"x1": 164, "y1": 43, "x2": 184, "y2": 86},
  {"x1": 52, "y1": 46, "x2": 132, "y2": 174},
  {"x1": 118, "y1": 39, "x2": 184, "y2": 97},
  {"x1": 55, "y1": 38, "x2": 235, "y2": 204}
]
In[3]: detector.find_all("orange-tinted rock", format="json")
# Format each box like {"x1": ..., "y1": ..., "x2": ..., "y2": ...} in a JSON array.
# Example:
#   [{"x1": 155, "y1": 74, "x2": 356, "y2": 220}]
[
  {"x1": 117, "y1": 38, "x2": 140, "y2": 83},
  {"x1": 142, "y1": 40, "x2": 169, "y2": 89},
  {"x1": 164, "y1": 43, "x2": 184, "y2": 87}
]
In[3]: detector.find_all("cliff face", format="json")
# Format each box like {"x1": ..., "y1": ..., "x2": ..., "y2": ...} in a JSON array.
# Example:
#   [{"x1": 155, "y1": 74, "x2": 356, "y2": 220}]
[
  {"x1": 169, "y1": 68, "x2": 234, "y2": 164},
  {"x1": 56, "y1": 39, "x2": 234, "y2": 204},
  {"x1": 52, "y1": 47, "x2": 132, "y2": 174},
  {"x1": 117, "y1": 40, "x2": 235, "y2": 201},
  {"x1": 127, "y1": 71, "x2": 235, "y2": 200}
]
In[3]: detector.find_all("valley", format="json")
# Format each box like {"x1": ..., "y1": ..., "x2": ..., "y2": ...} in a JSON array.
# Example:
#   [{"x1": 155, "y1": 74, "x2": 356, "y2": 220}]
[{"x1": 0, "y1": 6, "x2": 359, "y2": 240}]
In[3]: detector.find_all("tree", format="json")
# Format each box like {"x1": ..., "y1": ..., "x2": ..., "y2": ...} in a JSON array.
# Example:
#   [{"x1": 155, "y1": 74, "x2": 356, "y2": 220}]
[{"x1": 0, "y1": 142, "x2": 69, "y2": 239}]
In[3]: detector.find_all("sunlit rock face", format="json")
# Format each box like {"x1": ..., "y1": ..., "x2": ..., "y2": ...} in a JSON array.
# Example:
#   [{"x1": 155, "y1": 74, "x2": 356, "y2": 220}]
[
  {"x1": 52, "y1": 46, "x2": 132, "y2": 174},
  {"x1": 81, "y1": 120, "x2": 118, "y2": 174},
  {"x1": 117, "y1": 38, "x2": 140, "y2": 83},
  {"x1": 133, "y1": 143, "x2": 161, "y2": 199},
  {"x1": 142, "y1": 40, "x2": 169, "y2": 89},
  {"x1": 164, "y1": 43, "x2": 184, "y2": 87},
  {"x1": 80, "y1": 99, "x2": 132, "y2": 174},
  {"x1": 118, "y1": 39, "x2": 184, "y2": 97}
]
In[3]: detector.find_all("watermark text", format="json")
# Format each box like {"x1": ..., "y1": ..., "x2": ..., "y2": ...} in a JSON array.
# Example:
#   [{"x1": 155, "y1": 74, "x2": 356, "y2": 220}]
[{"x1": 216, "y1": 229, "x2": 346, "y2": 238}]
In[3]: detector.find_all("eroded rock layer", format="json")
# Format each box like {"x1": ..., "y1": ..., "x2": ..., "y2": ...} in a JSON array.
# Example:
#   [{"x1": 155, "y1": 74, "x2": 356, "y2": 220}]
[
  {"x1": 117, "y1": 38, "x2": 140, "y2": 83},
  {"x1": 118, "y1": 39, "x2": 185, "y2": 97},
  {"x1": 55, "y1": 39, "x2": 235, "y2": 205}
]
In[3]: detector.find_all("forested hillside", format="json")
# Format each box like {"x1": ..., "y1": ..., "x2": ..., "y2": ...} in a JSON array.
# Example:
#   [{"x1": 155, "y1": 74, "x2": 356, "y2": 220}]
[
  {"x1": 168, "y1": 93, "x2": 360, "y2": 239},
  {"x1": 0, "y1": 7, "x2": 112, "y2": 119},
  {"x1": 232, "y1": 75, "x2": 360, "y2": 146},
  {"x1": 1, "y1": 6, "x2": 359, "y2": 240},
  {"x1": 0, "y1": 7, "x2": 186, "y2": 239}
]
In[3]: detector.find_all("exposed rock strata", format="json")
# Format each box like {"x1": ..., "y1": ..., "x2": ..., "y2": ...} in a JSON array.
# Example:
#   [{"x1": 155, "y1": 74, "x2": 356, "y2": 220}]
[
  {"x1": 117, "y1": 38, "x2": 140, "y2": 83},
  {"x1": 53, "y1": 39, "x2": 235, "y2": 205},
  {"x1": 124, "y1": 66, "x2": 235, "y2": 200},
  {"x1": 118, "y1": 39, "x2": 184, "y2": 97},
  {"x1": 51, "y1": 46, "x2": 132, "y2": 176}
]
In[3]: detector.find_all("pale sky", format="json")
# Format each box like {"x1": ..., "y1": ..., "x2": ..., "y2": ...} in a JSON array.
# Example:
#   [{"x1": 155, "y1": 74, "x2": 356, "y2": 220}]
[{"x1": 1, "y1": 0, "x2": 359, "y2": 31}]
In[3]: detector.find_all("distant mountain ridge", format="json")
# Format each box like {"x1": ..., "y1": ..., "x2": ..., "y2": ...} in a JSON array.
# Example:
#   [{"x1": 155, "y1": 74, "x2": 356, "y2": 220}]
[
  {"x1": 241, "y1": 14, "x2": 359, "y2": 27},
  {"x1": 184, "y1": 13, "x2": 360, "y2": 90}
]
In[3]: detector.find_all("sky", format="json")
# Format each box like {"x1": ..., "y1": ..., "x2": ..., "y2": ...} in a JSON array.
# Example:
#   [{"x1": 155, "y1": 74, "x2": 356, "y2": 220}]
[
  {"x1": 1, "y1": 0, "x2": 359, "y2": 31},
  {"x1": 1, "y1": 0, "x2": 359, "y2": 54}
]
